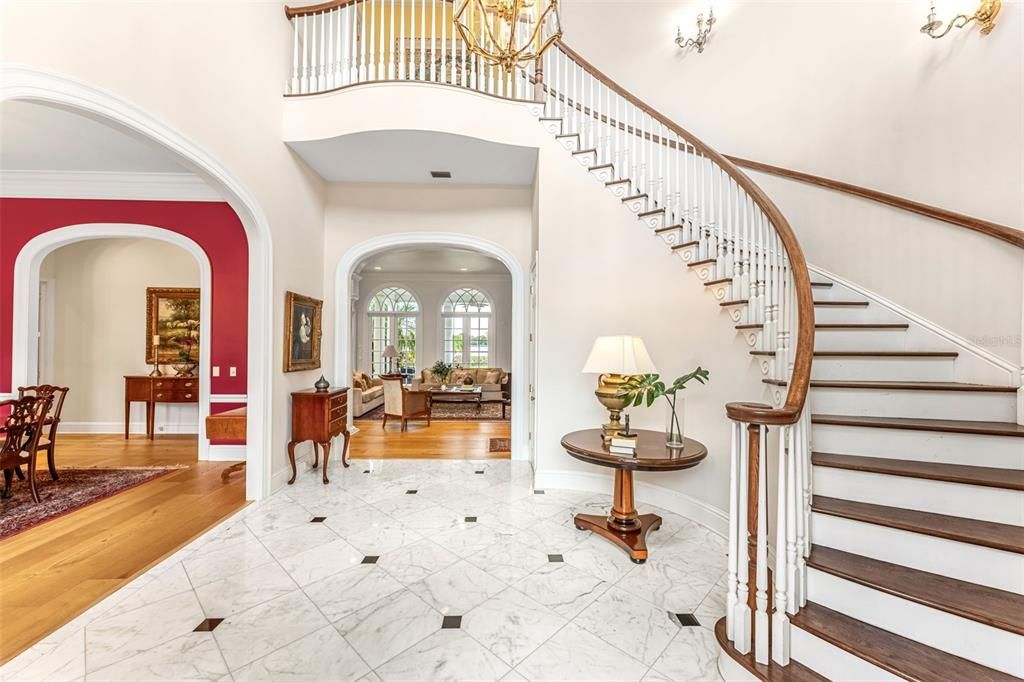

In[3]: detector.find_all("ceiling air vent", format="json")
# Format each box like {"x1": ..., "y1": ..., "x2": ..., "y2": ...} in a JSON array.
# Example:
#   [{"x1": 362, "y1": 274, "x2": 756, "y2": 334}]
[{"x1": 430, "y1": 170, "x2": 452, "y2": 179}]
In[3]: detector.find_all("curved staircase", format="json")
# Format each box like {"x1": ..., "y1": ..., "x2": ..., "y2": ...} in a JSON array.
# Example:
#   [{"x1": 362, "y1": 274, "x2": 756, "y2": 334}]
[{"x1": 281, "y1": 4, "x2": 1023, "y2": 678}]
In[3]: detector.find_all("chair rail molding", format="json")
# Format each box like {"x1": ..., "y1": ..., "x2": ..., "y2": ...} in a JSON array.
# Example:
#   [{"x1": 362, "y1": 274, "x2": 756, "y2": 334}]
[
  {"x1": 333, "y1": 231, "x2": 529, "y2": 461},
  {"x1": 1, "y1": 63, "x2": 274, "y2": 500}
]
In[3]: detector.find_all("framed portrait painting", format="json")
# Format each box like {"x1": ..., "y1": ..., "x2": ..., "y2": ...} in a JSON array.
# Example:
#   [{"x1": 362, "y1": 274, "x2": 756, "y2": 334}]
[
  {"x1": 146, "y1": 287, "x2": 200, "y2": 364},
  {"x1": 284, "y1": 291, "x2": 323, "y2": 372}
]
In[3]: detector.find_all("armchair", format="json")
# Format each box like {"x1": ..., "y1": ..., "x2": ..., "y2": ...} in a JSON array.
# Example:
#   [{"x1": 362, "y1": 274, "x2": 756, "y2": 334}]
[
  {"x1": 18, "y1": 384, "x2": 70, "y2": 480},
  {"x1": 381, "y1": 377, "x2": 431, "y2": 432}
]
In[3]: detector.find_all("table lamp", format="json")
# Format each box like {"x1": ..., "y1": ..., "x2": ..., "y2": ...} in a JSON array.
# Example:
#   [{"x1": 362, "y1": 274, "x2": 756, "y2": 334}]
[
  {"x1": 582, "y1": 336, "x2": 658, "y2": 443},
  {"x1": 382, "y1": 345, "x2": 399, "y2": 374}
]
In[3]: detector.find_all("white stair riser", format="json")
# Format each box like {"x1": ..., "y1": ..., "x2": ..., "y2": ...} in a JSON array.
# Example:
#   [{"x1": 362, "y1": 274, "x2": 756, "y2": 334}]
[
  {"x1": 790, "y1": 626, "x2": 901, "y2": 681},
  {"x1": 807, "y1": 569, "x2": 1024, "y2": 677},
  {"x1": 574, "y1": 151, "x2": 597, "y2": 167},
  {"x1": 811, "y1": 356, "x2": 956, "y2": 381},
  {"x1": 812, "y1": 305, "x2": 903, "y2": 324},
  {"x1": 809, "y1": 386, "x2": 1017, "y2": 422},
  {"x1": 622, "y1": 196, "x2": 649, "y2": 213},
  {"x1": 811, "y1": 513, "x2": 1024, "y2": 594},
  {"x1": 556, "y1": 136, "x2": 580, "y2": 152},
  {"x1": 811, "y1": 424, "x2": 1024, "y2": 469},
  {"x1": 813, "y1": 328, "x2": 908, "y2": 351},
  {"x1": 813, "y1": 466, "x2": 1024, "y2": 525}
]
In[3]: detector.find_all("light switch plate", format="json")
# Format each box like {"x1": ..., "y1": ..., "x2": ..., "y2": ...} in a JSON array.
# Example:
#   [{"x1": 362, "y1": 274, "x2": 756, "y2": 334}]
[
  {"x1": 229, "y1": 367, "x2": 237, "y2": 377},
  {"x1": 212, "y1": 366, "x2": 220, "y2": 377}
]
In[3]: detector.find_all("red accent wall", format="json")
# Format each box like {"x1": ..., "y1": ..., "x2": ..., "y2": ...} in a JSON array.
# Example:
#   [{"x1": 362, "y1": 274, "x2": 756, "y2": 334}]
[{"x1": 0, "y1": 199, "x2": 249, "y2": 401}]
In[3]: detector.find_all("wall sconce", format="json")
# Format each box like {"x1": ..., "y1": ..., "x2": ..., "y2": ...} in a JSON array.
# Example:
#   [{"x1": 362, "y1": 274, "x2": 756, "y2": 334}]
[
  {"x1": 920, "y1": 0, "x2": 1001, "y2": 38},
  {"x1": 675, "y1": 7, "x2": 715, "y2": 53}
]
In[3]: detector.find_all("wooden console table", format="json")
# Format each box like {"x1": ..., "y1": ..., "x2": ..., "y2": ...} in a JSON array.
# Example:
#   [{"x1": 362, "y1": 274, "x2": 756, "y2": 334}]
[
  {"x1": 561, "y1": 428, "x2": 707, "y2": 563},
  {"x1": 288, "y1": 387, "x2": 350, "y2": 485},
  {"x1": 124, "y1": 375, "x2": 199, "y2": 439}
]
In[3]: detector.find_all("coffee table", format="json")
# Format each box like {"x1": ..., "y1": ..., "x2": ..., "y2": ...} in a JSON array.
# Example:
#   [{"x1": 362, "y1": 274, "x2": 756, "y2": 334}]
[
  {"x1": 429, "y1": 386, "x2": 483, "y2": 412},
  {"x1": 561, "y1": 428, "x2": 708, "y2": 563}
]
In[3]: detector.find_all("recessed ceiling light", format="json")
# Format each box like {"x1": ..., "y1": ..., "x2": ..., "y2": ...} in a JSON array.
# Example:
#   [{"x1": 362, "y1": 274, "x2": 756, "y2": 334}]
[
  {"x1": 373, "y1": 266, "x2": 382, "y2": 270},
  {"x1": 459, "y1": 267, "x2": 468, "y2": 272},
  {"x1": 430, "y1": 170, "x2": 452, "y2": 179}
]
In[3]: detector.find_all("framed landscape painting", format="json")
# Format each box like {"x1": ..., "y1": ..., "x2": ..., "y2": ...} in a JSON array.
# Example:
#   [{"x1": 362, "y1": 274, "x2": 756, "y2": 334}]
[
  {"x1": 146, "y1": 287, "x2": 200, "y2": 364},
  {"x1": 284, "y1": 291, "x2": 323, "y2": 372}
]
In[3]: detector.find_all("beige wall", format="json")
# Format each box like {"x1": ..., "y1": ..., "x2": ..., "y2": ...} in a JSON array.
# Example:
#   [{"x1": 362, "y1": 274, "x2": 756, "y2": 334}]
[{"x1": 41, "y1": 238, "x2": 200, "y2": 432}]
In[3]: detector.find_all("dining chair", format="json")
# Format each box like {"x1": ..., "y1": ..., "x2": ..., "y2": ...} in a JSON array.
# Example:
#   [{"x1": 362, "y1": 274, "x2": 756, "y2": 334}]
[
  {"x1": 381, "y1": 376, "x2": 431, "y2": 432},
  {"x1": 18, "y1": 385, "x2": 70, "y2": 480},
  {"x1": 1, "y1": 394, "x2": 54, "y2": 503}
]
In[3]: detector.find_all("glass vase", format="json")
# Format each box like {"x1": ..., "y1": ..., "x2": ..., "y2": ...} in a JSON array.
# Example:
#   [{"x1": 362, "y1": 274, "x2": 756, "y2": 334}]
[{"x1": 665, "y1": 397, "x2": 685, "y2": 449}]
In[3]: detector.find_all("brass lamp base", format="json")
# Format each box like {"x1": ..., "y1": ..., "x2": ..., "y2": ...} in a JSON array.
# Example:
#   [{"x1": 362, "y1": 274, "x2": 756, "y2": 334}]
[
  {"x1": 149, "y1": 364, "x2": 163, "y2": 377},
  {"x1": 594, "y1": 373, "x2": 631, "y2": 443}
]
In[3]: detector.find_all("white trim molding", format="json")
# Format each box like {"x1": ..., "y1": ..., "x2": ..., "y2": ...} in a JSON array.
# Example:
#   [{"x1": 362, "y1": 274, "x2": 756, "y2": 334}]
[
  {"x1": 210, "y1": 394, "x2": 248, "y2": 403},
  {"x1": 208, "y1": 444, "x2": 247, "y2": 462},
  {"x1": 0, "y1": 170, "x2": 222, "y2": 201},
  {"x1": 1, "y1": 64, "x2": 275, "y2": 500},
  {"x1": 335, "y1": 232, "x2": 529, "y2": 461}
]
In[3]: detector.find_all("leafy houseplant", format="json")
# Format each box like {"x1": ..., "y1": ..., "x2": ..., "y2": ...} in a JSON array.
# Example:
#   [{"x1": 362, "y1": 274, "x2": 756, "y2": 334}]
[
  {"x1": 617, "y1": 367, "x2": 710, "y2": 448},
  {"x1": 430, "y1": 360, "x2": 453, "y2": 385}
]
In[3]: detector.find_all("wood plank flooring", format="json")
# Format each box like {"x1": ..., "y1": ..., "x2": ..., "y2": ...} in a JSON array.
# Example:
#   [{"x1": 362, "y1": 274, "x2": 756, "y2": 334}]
[
  {"x1": 0, "y1": 434, "x2": 246, "y2": 664},
  {"x1": 350, "y1": 419, "x2": 512, "y2": 459}
]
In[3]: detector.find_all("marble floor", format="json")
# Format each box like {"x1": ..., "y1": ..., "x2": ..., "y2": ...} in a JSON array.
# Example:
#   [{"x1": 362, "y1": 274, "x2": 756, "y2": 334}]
[{"x1": 1, "y1": 459, "x2": 727, "y2": 682}]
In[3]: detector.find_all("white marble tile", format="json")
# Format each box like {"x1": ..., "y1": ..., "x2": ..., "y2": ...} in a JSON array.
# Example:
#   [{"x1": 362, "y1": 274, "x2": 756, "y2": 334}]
[
  {"x1": 256, "y1": 522, "x2": 339, "y2": 559},
  {"x1": 616, "y1": 561, "x2": 715, "y2": 613},
  {"x1": 302, "y1": 565, "x2": 404, "y2": 621},
  {"x1": 573, "y1": 586, "x2": 680, "y2": 665},
  {"x1": 374, "y1": 630, "x2": 509, "y2": 682},
  {"x1": 343, "y1": 521, "x2": 422, "y2": 556},
  {"x1": 639, "y1": 669, "x2": 676, "y2": 682},
  {"x1": 182, "y1": 537, "x2": 275, "y2": 588},
  {"x1": 322, "y1": 506, "x2": 395, "y2": 538},
  {"x1": 193, "y1": 562, "x2": 297, "y2": 617},
  {"x1": 277, "y1": 538, "x2": 364, "y2": 587},
  {"x1": 231, "y1": 626, "x2": 368, "y2": 682},
  {"x1": 335, "y1": 589, "x2": 440, "y2": 668},
  {"x1": 513, "y1": 519, "x2": 590, "y2": 553},
  {"x1": 408, "y1": 561, "x2": 506, "y2": 615},
  {"x1": 477, "y1": 505, "x2": 542, "y2": 531},
  {"x1": 515, "y1": 623, "x2": 649, "y2": 682},
  {"x1": 562, "y1": 536, "x2": 637, "y2": 584},
  {"x1": 1, "y1": 626, "x2": 84, "y2": 681},
  {"x1": 462, "y1": 588, "x2": 567, "y2": 667},
  {"x1": 430, "y1": 523, "x2": 503, "y2": 557},
  {"x1": 241, "y1": 500, "x2": 313, "y2": 537},
  {"x1": 213, "y1": 590, "x2": 328, "y2": 671},
  {"x1": 499, "y1": 670, "x2": 529, "y2": 682},
  {"x1": 465, "y1": 538, "x2": 549, "y2": 585},
  {"x1": 85, "y1": 633, "x2": 226, "y2": 681},
  {"x1": 376, "y1": 539, "x2": 460, "y2": 585},
  {"x1": 85, "y1": 591, "x2": 205, "y2": 673},
  {"x1": 398, "y1": 506, "x2": 465, "y2": 534},
  {"x1": 651, "y1": 627, "x2": 722, "y2": 682},
  {"x1": 95, "y1": 564, "x2": 193, "y2": 618},
  {"x1": 694, "y1": 580, "x2": 727, "y2": 631},
  {"x1": 512, "y1": 562, "x2": 609, "y2": 618}
]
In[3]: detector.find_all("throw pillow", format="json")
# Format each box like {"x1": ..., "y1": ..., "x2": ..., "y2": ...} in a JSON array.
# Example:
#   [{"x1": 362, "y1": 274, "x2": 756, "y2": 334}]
[
  {"x1": 451, "y1": 370, "x2": 473, "y2": 386},
  {"x1": 359, "y1": 372, "x2": 372, "y2": 390},
  {"x1": 483, "y1": 369, "x2": 502, "y2": 385},
  {"x1": 352, "y1": 373, "x2": 366, "y2": 390},
  {"x1": 422, "y1": 369, "x2": 434, "y2": 385}
]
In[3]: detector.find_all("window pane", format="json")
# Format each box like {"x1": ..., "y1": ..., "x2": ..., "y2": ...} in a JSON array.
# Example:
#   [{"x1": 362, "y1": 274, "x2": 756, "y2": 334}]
[
  {"x1": 369, "y1": 315, "x2": 391, "y2": 376},
  {"x1": 397, "y1": 316, "x2": 416, "y2": 369},
  {"x1": 444, "y1": 316, "x2": 463, "y2": 366},
  {"x1": 468, "y1": 316, "x2": 489, "y2": 367},
  {"x1": 369, "y1": 286, "x2": 419, "y2": 313},
  {"x1": 442, "y1": 287, "x2": 491, "y2": 313}
]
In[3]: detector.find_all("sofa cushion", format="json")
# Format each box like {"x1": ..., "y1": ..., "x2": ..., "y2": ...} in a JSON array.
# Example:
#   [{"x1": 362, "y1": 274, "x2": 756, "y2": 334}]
[
  {"x1": 482, "y1": 369, "x2": 503, "y2": 385},
  {"x1": 362, "y1": 385, "x2": 383, "y2": 403}
]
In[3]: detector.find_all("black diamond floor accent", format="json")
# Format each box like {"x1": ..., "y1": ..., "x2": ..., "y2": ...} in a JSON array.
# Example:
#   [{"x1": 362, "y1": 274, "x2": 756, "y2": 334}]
[
  {"x1": 464, "y1": 516, "x2": 477, "y2": 523},
  {"x1": 547, "y1": 554, "x2": 564, "y2": 563},
  {"x1": 406, "y1": 490, "x2": 418, "y2": 495},
  {"x1": 193, "y1": 618, "x2": 224, "y2": 632},
  {"x1": 441, "y1": 615, "x2": 462, "y2": 629},
  {"x1": 363, "y1": 470, "x2": 371, "y2": 474},
  {"x1": 362, "y1": 555, "x2": 379, "y2": 564},
  {"x1": 310, "y1": 516, "x2": 327, "y2": 523},
  {"x1": 475, "y1": 470, "x2": 485, "y2": 474},
  {"x1": 675, "y1": 613, "x2": 701, "y2": 627},
  {"x1": 533, "y1": 490, "x2": 545, "y2": 495}
]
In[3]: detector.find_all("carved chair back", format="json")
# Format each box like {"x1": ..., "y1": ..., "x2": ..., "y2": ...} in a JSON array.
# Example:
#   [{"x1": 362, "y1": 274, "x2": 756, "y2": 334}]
[
  {"x1": 1, "y1": 395, "x2": 53, "y2": 470},
  {"x1": 18, "y1": 385, "x2": 69, "y2": 442}
]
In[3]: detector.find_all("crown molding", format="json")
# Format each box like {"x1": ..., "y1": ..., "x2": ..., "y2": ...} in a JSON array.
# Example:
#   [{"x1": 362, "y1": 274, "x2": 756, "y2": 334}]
[{"x1": 0, "y1": 170, "x2": 223, "y2": 202}]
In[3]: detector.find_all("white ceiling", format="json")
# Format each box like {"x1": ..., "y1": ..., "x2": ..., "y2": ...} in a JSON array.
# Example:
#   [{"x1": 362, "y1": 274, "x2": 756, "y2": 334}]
[
  {"x1": 0, "y1": 101, "x2": 186, "y2": 173},
  {"x1": 358, "y1": 245, "x2": 510, "y2": 275},
  {"x1": 288, "y1": 130, "x2": 537, "y2": 185}
]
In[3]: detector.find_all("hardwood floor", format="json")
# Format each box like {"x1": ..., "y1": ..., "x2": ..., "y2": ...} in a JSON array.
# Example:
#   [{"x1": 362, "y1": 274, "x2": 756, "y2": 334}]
[
  {"x1": 0, "y1": 434, "x2": 246, "y2": 664},
  {"x1": 350, "y1": 419, "x2": 512, "y2": 459}
]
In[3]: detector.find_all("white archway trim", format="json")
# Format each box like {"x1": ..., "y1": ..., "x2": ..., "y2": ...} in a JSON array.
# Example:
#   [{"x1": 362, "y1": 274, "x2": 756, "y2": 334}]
[
  {"x1": 2, "y1": 64, "x2": 274, "y2": 500},
  {"x1": 335, "y1": 233, "x2": 529, "y2": 460},
  {"x1": 12, "y1": 225, "x2": 214, "y2": 459}
]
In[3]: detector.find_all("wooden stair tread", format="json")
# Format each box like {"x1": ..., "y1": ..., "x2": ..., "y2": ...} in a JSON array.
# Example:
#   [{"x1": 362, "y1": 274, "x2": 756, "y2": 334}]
[
  {"x1": 791, "y1": 602, "x2": 1018, "y2": 682},
  {"x1": 812, "y1": 496, "x2": 1024, "y2": 553},
  {"x1": 816, "y1": 323, "x2": 909, "y2": 329},
  {"x1": 811, "y1": 282, "x2": 833, "y2": 288},
  {"x1": 750, "y1": 350, "x2": 959, "y2": 358},
  {"x1": 622, "y1": 193, "x2": 648, "y2": 201},
  {"x1": 588, "y1": 163, "x2": 613, "y2": 171},
  {"x1": 813, "y1": 300, "x2": 869, "y2": 306},
  {"x1": 571, "y1": 147, "x2": 597, "y2": 155},
  {"x1": 704, "y1": 277, "x2": 732, "y2": 286},
  {"x1": 713, "y1": 619, "x2": 827, "y2": 682},
  {"x1": 812, "y1": 413, "x2": 1024, "y2": 437},
  {"x1": 672, "y1": 240, "x2": 699, "y2": 250},
  {"x1": 808, "y1": 545, "x2": 1024, "y2": 634},
  {"x1": 554, "y1": 133, "x2": 578, "y2": 139},
  {"x1": 605, "y1": 178, "x2": 629, "y2": 186},
  {"x1": 688, "y1": 258, "x2": 717, "y2": 267},
  {"x1": 638, "y1": 208, "x2": 665, "y2": 217},
  {"x1": 812, "y1": 452, "x2": 1024, "y2": 491},
  {"x1": 720, "y1": 299, "x2": 749, "y2": 307},
  {"x1": 766, "y1": 379, "x2": 1015, "y2": 392},
  {"x1": 736, "y1": 323, "x2": 763, "y2": 330},
  {"x1": 653, "y1": 224, "x2": 681, "y2": 233}
]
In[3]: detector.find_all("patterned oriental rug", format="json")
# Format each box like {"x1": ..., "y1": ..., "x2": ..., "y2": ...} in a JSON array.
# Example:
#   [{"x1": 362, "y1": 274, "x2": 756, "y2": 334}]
[
  {"x1": 0, "y1": 467, "x2": 184, "y2": 540},
  {"x1": 358, "y1": 401, "x2": 509, "y2": 422}
]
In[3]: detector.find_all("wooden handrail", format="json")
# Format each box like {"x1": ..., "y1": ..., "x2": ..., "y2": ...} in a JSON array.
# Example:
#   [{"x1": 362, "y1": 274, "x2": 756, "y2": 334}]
[
  {"x1": 554, "y1": 40, "x2": 814, "y2": 426},
  {"x1": 285, "y1": 0, "x2": 360, "y2": 18},
  {"x1": 726, "y1": 156, "x2": 1024, "y2": 250}
]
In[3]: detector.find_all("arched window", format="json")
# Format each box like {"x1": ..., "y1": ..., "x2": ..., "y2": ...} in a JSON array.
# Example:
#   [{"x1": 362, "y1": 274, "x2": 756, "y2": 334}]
[
  {"x1": 441, "y1": 287, "x2": 492, "y2": 367},
  {"x1": 367, "y1": 286, "x2": 419, "y2": 376}
]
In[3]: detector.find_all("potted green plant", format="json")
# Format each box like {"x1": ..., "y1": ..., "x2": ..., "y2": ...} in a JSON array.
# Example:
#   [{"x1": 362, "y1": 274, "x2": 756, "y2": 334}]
[
  {"x1": 617, "y1": 367, "x2": 710, "y2": 448},
  {"x1": 430, "y1": 359, "x2": 453, "y2": 386}
]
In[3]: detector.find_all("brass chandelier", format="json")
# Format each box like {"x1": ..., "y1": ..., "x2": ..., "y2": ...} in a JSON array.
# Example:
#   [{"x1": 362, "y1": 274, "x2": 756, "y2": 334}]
[{"x1": 454, "y1": 0, "x2": 563, "y2": 72}]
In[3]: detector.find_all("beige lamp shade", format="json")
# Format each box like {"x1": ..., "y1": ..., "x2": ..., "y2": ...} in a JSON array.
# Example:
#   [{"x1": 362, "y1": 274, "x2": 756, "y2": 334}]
[
  {"x1": 581, "y1": 336, "x2": 658, "y2": 375},
  {"x1": 382, "y1": 345, "x2": 400, "y2": 358}
]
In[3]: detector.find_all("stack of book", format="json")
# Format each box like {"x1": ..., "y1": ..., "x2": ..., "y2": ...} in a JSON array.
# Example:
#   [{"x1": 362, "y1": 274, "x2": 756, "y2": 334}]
[{"x1": 609, "y1": 432, "x2": 639, "y2": 455}]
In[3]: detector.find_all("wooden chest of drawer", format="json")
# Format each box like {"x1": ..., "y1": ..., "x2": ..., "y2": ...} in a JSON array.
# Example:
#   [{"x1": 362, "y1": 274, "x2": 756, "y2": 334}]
[{"x1": 288, "y1": 386, "x2": 351, "y2": 485}]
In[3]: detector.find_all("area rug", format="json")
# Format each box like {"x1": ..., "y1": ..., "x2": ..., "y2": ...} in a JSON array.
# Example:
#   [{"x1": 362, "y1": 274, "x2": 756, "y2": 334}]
[
  {"x1": 358, "y1": 401, "x2": 510, "y2": 422},
  {"x1": 0, "y1": 467, "x2": 184, "y2": 540},
  {"x1": 489, "y1": 438, "x2": 512, "y2": 452}
]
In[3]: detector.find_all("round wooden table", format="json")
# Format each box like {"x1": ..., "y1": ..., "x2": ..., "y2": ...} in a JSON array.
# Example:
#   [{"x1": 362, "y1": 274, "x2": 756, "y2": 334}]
[{"x1": 561, "y1": 428, "x2": 708, "y2": 563}]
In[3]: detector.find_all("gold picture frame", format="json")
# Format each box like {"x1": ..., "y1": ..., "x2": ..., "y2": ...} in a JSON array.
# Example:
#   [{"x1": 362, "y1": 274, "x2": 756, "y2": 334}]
[
  {"x1": 284, "y1": 291, "x2": 323, "y2": 372},
  {"x1": 146, "y1": 287, "x2": 200, "y2": 364}
]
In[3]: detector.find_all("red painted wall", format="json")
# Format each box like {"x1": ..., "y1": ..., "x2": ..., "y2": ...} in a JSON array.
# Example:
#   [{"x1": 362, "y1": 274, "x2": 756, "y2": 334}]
[{"x1": 0, "y1": 199, "x2": 249, "y2": 401}]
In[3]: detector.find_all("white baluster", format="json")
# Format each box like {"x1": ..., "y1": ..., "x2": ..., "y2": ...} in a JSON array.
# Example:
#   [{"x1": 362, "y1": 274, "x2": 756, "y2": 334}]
[
  {"x1": 733, "y1": 423, "x2": 751, "y2": 654},
  {"x1": 419, "y1": 0, "x2": 425, "y2": 81},
  {"x1": 800, "y1": 403, "x2": 812, "y2": 605},
  {"x1": 726, "y1": 420, "x2": 740, "y2": 640},
  {"x1": 754, "y1": 424, "x2": 769, "y2": 664},
  {"x1": 326, "y1": 10, "x2": 335, "y2": 90},
  {"x1": 772, "y1": 424, "x2": 792, "y2": 665},
  {"x1": 460, "y1": 28, "x2": 467, "y2": 88},
  {"x1": 318, "y1": 10, "x2": 327, "y2": 90},
  {"x1": 290, "y1": 17, "x2": 300, "y2": 94},
  {"x1": 378, "y1": 0, "x2": 385, "y2": 80},
  {"x1": 352, "y1": 1, "x2": 361, "y2": 84},
  {"x1": 786, "y1": 417, "x2": 800, "y2": 614}
]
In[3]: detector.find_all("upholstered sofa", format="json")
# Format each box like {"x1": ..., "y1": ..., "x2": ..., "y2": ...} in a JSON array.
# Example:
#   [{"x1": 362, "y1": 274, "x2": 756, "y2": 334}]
[
  {"x1": 350, "y1": 372, "x2": 384, "y2": 417},
  {"x1": 411, "y1": 367, "x2": 507, "y2": 398}
]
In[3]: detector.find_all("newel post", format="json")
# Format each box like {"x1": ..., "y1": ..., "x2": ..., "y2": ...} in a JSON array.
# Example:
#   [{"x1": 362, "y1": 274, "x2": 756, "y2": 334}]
[{"x1": 533, "y1": 54, "x2": 545, "y2": 102}]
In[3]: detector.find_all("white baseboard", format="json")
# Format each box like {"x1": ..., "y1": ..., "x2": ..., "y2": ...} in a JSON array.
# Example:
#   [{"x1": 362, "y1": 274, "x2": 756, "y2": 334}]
[
  {"x1": 64, "y1": 421, "x2": 199, "y2": 435},
  {"x1": 208, "y1": 444, "x2": 246, "y2": 462},
  {"x1": 533, "y1": 468, "x2": 728, "y2": 537}
]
